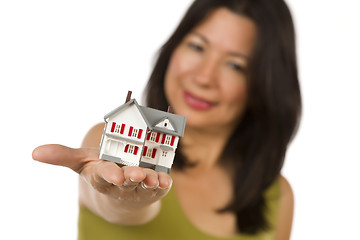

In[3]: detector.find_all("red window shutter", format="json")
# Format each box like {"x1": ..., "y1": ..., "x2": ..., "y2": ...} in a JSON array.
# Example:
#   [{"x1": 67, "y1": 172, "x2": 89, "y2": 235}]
[
  {"x1": 111, "y1": 122, "x2": 116, "y2": 132},
  {"x1": 137, "y1": 129, "x2": 143, "y2": 139},
  {"x1": 161, "y1": 134, "x2": 166, "y2": 144},
  {"x1": 155, "y1": 132, "x2": 160, "y2": 142},
  {"x1": 170, "y1": 136, "x2": 175, "y2": 146},
  {"x1": 128, "y1": 126, "x2": 133, "y2": 136},
  {"x1": 143, "y1": 146, "x2": 148, "y2": 156},
  {"x1": 146, "y1": 131, "x2": 151, "y2": 140},
  {"x1": 152, "y1": 148, "x2": 157, "y2": 158},
  {"x1": 134, "y1": 146, "x2": 138, "y2": 155},
  {"x1": 124, "y1": 145, "x2": 129, "y2": 153},
  {"x1": 120, "y1": 124, "x2": 125, "y2": 134}
]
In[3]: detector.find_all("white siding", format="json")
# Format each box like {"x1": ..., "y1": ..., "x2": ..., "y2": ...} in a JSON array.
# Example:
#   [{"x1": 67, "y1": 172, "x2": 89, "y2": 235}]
[
  {"x1": 99, "y1": 104, "x2": 147, "y2": 165},
  {"x1": 157, "y1": 150, "x2": 175, "y2": 168}
]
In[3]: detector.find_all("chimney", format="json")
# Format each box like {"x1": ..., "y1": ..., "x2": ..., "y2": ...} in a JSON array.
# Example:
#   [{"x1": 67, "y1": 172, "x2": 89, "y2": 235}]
[
  {"x1": 125, "y1": 90, "x2": 132, "y2": 103},
  {"x1": 167, "y1": 106, "x2": 174, "y2": 114}
]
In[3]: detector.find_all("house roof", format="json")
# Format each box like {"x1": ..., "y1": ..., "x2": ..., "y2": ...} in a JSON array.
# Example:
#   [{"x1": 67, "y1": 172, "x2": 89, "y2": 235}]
[{"x1": 104, "y1": 99, "x2": 186, "y2": 137}]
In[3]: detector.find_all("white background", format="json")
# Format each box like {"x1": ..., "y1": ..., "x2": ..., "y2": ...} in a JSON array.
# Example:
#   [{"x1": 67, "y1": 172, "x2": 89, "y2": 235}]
[{"x1": 0, "y1": 1, "x2": 359, "y2": 239}]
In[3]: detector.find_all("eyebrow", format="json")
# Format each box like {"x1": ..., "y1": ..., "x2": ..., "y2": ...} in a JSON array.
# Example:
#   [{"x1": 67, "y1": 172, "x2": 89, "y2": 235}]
[{"x1": 189, "y1": 31, "x2": 250, "y2": 60}]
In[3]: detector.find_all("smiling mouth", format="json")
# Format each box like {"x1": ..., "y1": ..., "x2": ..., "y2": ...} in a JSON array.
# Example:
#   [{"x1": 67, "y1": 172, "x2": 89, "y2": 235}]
[{"x1": 184, "y1": 91, "x2": 215, "y2": 110}]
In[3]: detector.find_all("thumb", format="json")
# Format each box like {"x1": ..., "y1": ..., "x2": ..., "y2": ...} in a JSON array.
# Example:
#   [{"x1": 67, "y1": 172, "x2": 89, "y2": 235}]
[{"x1": 32, "y1": 144, "x2": 95, "y2": 173}]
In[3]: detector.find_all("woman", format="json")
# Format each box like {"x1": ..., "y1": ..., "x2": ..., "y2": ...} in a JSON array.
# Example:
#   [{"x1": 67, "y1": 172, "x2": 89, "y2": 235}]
[{"x1": 33, "y1": 0, "x2": 301, "y2": 239}]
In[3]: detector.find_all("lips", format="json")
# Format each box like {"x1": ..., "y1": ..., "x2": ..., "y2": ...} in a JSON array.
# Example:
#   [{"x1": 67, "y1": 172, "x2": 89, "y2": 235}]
[{"x1": 184, "y1": 91, "x2": 215, "y2": 110}]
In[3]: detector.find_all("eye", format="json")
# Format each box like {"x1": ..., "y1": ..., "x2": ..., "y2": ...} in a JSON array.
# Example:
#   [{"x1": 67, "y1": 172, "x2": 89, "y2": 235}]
[
  {"x1": 187, "y1": 42, "x2": 204, "y2": 52},
  {"x1": 228, "y1": 62, "x2": 245, "y2": 72}
]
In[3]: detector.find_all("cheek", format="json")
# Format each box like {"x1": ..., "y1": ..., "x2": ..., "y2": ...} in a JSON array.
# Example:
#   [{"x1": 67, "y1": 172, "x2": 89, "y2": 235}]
[
  {"x1": 165, "y1": 53, "x2": 180, "y2": 84},
  {"x1": 222, "y1": 81, "x2": 248, "y2": 115},
  {"x1": 165, "y1": 49, "x2": 191, "y2": 93}
]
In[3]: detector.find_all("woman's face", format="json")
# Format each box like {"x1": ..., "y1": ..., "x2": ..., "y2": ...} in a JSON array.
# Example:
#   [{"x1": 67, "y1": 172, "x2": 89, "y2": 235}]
[{"x1": 164, "y1": 8, "x2": 256, "y2": 132}]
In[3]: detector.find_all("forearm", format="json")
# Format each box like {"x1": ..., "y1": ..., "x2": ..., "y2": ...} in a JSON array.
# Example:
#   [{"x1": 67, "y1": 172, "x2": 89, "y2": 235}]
[{"x1": 78, "y1": 177, "x2": 161, "y2": 225}]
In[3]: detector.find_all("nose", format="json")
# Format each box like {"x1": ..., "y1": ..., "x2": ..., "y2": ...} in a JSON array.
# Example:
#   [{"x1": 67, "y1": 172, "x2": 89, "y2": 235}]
[{"x1": 193, "y1": 56, "x2": 219, "y2": 88}]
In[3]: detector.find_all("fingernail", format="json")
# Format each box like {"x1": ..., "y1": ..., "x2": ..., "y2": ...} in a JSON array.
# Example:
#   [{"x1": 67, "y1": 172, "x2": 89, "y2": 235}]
[
  {"x1": 32, "y1": 148, "x2": 39, "y2": 161},
  {"x1": 140, "y1": 182, "x2": 150, "y2": 189},
  {"x1": 123, "y1": 179, "x2": 135, "y2": 186},
  {"x1": 159, "y1": 179, "x2": 172, "y2": 190},
  {"x1": 140, "y1": 181, "x2": 157, "y2": 190}
]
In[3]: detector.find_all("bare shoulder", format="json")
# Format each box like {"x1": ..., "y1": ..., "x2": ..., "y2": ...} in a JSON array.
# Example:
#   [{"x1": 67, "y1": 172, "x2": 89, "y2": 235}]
[
  {"x1": 275, "y1": 175, "x2": 294, "y2": 240},
  {"x1": 279, "y1": 175, "x2": 294, "y2": 200},
  {"x1": 81, "y1": 123, "x2": 105, "y2": 148}
]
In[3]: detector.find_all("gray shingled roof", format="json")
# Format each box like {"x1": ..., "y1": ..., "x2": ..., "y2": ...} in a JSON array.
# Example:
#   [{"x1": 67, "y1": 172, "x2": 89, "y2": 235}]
[{"x1": 104, "y1": 99, "x2": 186, "y2": 137}]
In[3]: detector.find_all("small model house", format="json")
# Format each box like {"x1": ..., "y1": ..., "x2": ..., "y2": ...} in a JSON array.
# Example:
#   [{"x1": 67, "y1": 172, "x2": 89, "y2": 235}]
[{"x1": 99, "y1": 91, "x2": 186, "y2": 173}]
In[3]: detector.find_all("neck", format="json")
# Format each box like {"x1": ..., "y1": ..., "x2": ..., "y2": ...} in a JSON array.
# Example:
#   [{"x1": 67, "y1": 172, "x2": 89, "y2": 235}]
[{"x1": 180, "y1": 125, "x2": 234, "y2": 171}]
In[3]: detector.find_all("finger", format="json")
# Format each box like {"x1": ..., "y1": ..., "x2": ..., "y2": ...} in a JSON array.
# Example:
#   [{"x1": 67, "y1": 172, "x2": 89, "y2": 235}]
[
  {"x1": 113, "y1": 166, "x2": 145, "y2": 192},
  {"x1": 158, "y1": 172, "x2": 172, "y2": 189},
  {"x1": 119, "y1": 179, "x2": 139, "y2": 192},
  {"x1": 80, "y1": 161, "x2": 125, "y2": 195},
  {"x1": 32, "y1": 144, "x2": 96, "y2": 173},
  {"x1": 136, "y1": 169, "x2": 159, "y2": 195},
  {"x1": 137, "y1": 172, "x2": 172, "y2": 201},
  {"x1": 142, "y1": 168, "x2": 159, "y2": 189},
  {"x1": 153, "y1": 173, "x2": 172, "y2": 199},
  {"x1": 122, "y1": 166, "x2": 146, "y2": 183},
  {"x1": 137, "y1": 168, "x2": 159, "y2": 198},
  {"x1": 92, "y1": 161, "x2": 125, "y2": 186}
]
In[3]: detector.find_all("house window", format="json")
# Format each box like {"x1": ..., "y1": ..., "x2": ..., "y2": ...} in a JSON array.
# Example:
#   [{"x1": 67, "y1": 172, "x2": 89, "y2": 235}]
[
  {"x1": 150, "y1": 132, "x2": 157, "y2": 142},
  {"x1": 124, "y1": 145, "x2": 139, "y2": 155},
  {"x1": 128, "y1": 145, "x2": 134, "y2": 154},
  {"x1": 114, "y1": 125, "x2": 119, "y2": 133},
  {"x1": 111, "y1": 122, "x2": 125, "y2": 134},
  {"x1": 146, "y1": 149, "x2": 153, "y2": 158},
  {"x1": 162, "y1": 151, "x2": 167, "y2": 157},
  {"x1": 145, "y1": 148, "x2": 157, "y2": 158},
  {"x1": 132, "y1": 129, "x2": 138, "y2": 138},
  {"x1": 165, "y1": 135, "x2": 171, "y2": 145}
]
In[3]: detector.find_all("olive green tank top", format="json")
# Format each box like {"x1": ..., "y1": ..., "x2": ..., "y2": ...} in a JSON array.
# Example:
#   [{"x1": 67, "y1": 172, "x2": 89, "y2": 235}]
[{"x1": 78, "y1": 179, "x2": 280, "y2": 240}]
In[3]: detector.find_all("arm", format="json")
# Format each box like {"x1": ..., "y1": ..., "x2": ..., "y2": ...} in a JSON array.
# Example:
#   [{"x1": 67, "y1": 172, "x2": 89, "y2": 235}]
[
  {"x1": 32, "y1": 123, "x2": 172, "y2": 225},
  {"x1": 275, "y1": 175, "x2": 294, "y2": 240}
]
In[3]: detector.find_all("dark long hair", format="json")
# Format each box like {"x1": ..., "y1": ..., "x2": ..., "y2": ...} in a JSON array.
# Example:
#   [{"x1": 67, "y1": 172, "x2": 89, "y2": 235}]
[{"x1": 144, "y1": 0, "x2": 301, "y2": 234}]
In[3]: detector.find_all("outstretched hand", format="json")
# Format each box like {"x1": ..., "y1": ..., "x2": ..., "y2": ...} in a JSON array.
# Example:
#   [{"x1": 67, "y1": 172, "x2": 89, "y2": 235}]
[{"x1": 32, "y1": 144, "x2": 172, "y2": 208}]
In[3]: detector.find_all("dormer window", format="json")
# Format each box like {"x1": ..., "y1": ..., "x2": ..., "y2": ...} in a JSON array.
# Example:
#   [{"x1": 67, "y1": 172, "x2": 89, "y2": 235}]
[{"x1": 155, "y1": 118, "x2": 175, "y2": 131}]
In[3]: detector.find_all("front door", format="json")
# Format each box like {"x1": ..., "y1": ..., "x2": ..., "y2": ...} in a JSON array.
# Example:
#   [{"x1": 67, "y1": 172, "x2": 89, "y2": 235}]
[{"x1": 106, "y1": 140, "x2": 123, "y2": 157}]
